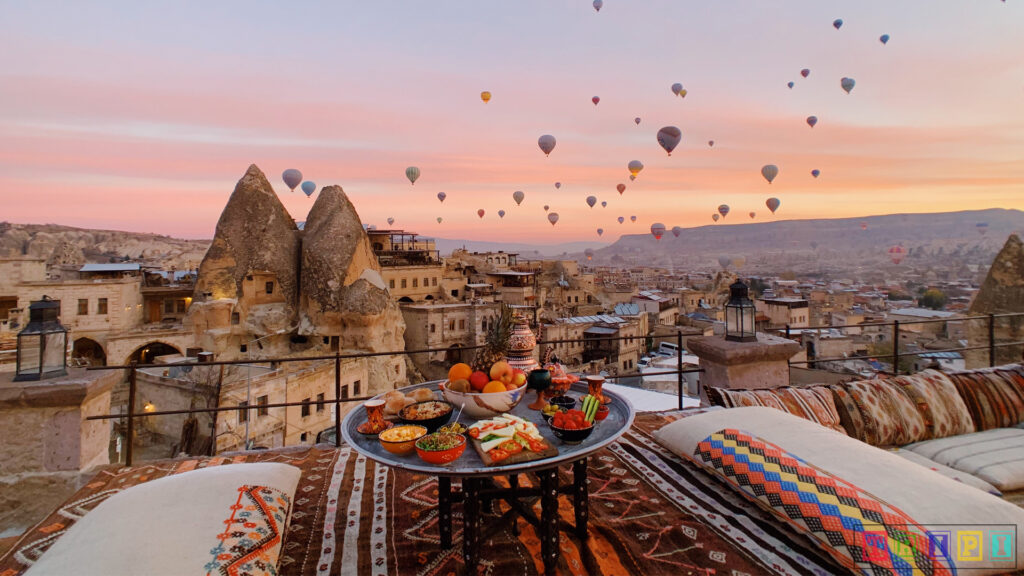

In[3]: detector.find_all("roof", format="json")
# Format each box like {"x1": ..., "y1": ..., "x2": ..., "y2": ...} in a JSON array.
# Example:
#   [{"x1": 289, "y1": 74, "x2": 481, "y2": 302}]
[
  {"x1": 614, "y1": 303, "x2": 640, "y2": 316},
  {"x1": 584, "y1": 326, "x2": 619, "y2": 335},
  {"x1": 79, "y1": 263, "x2": 141, "y2": 272},
  {"x1": 635, "y1": 290, "x2": 669, "y2": 302},
  {"x1": 560, "y1": 314, "x2": 626, "y2": 325},
  {"x1": 918, "y1": 351, "x2": 963, "y2": 360},
  {"x1": 889, "y1": 308, "x2": 958, "y2": 319},
  {"x1": 487, "y1": 271, "x2": 534, "y2": 277},
  {"x1": 465, "y1": 283, "x2": 492, "y2": 288}
]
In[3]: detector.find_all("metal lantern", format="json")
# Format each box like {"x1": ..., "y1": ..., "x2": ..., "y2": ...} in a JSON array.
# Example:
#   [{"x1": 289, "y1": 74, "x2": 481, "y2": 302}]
[
  {"x1": 15, "y1": 296, "x2": 68, "y2": 381},
  {"x1": 725, "y1": 280, "x2": 757, "y2": 343}
]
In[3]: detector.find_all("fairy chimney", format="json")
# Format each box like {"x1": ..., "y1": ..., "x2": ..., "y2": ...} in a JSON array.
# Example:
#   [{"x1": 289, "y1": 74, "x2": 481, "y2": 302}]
[{"x1": 966, "y1": 234, "x2": 1024, "y2": 368}]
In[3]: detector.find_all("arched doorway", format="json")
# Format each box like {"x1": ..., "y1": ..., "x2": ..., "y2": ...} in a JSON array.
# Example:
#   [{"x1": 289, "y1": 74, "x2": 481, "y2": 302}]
[
  {"x1": 72, "y1": 338, "x2": 107, "y2": 366},
  {"x1": 445, "y1": 344, "x2": 463, "y2": 364},
  {"x1": 398, "y1": 296, "x2": 414, "y2": 303},
  {"x1": 128, "y1": 342, "x2": 182, "y2": 364}
]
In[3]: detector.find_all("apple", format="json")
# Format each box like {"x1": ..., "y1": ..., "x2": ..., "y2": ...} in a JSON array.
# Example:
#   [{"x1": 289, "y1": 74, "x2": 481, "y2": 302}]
[
  {"x1": 469, "y1": 371, "x2": 490, "y2": 392},
  {"x1": 511, "y1": 370, "x2": 526, "y2": 387},
  {"x1": 489, "y1": 361, "x2": 514, "y2": 385}
]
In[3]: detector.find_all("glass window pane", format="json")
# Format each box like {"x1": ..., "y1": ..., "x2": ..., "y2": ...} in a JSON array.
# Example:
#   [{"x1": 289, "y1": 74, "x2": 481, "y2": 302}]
[{"x1": 43, "y1": 332, "x2": 65, "y2": 373}]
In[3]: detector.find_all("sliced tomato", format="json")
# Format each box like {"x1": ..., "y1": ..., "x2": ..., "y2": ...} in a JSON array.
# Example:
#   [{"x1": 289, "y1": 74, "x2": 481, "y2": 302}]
[
  {"x1": 468, "y1": 428, "x2": 480, "y2": 439},
  {"x1": 489, "y1": 448, "x2": 510, "y2": 463},
  {"x1": 499, "y1": 440, "x2": 523, "y2": 455},
  {"x1": 523, "y1": 435, "x2": 548, "y2": 453}
]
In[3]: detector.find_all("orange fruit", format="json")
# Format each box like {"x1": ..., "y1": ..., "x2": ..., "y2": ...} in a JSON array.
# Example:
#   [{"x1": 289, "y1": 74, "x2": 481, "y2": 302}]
[
  {"x1": 448, "y1": 363, "x2": 473, "y2": 382},
  {"x1": 482, "y1": 381, "x2": 507, "y2": 394}
]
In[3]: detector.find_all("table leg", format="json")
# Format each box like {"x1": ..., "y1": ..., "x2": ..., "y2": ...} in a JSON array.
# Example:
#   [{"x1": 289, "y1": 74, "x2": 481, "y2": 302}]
[
  {"x1": 462, "y1": 477, "x2": 480, "y2": 573},
  {"x1": 539, "y1": 469, "x2": 559, "y2": 574},
  {"x1": 572, "y1": 458, "x2": 588, "y2": 540},
  {"x1": 438, "y1": 476, "x2": 452, "y2": 549},
  {"x1": 508, "y1": 474, "x2": 520, "y2": 536}
]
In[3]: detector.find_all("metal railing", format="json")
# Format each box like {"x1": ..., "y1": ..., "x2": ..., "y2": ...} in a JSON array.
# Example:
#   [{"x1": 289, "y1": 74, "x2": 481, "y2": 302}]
[{"x1": 86, "y1": 330, "x2": 700, "y2": 466}]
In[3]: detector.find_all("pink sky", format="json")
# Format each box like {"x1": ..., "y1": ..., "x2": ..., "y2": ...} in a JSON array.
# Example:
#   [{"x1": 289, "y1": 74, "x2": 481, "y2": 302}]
[{"x1": 0, "y1": 2, "x2": 1022, "y2": 243}]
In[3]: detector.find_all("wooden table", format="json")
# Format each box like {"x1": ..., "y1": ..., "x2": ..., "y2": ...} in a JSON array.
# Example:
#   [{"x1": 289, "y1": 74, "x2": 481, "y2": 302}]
[{"x1": 341, "y1": 380, "x2": 635, "y2": 574}]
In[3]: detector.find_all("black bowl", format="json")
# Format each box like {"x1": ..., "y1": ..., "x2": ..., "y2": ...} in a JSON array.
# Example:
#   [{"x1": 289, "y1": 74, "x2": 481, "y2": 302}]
[
  {"x1": 547, "y1": 420, "x2": 595, "y2": 445},
  {"x1": 398, "y1": 400, "x2": 454, "y2": 432},
  {"x1": 548, "y1": 395, "x2": 576, "y2": 411}
]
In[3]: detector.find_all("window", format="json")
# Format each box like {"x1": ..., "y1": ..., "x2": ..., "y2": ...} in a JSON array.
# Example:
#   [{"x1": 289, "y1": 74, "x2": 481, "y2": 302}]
[
  {"x1": 238, "y1": 401, "x2": 249, "y2": 423},
  {"x1": 354, "y1": 380, "x2": 362, "y2": 395},
  {"x1": 97, "y1": 298, "x2": 108, "y2": 315},
  {"x1": 481, "y1": 319, "x2": 487, "y2": 331},
  {"x1": 341, "y1": 384, "x2": 350, "y2": 400},
  {"x1": 389, "y1": 279, "x2": 395, "y2": 289},
  {"x1": 78, "y1": 299, "x2": 88, "y2": 315},
  {"x1": 257, "y1": 395, "x2": 269, "y2": 416},
  {"x1": 231, "y1": 312, "x2": 240, "y2": 325},
  {"x1": 164, "y1": 299, "x2": 174, "y2": 314},
  {"x1": 449, "y1": 320, "x2": 455, "y2": 330},
  {"x1": 240, "y1": 344, "x2": 248, "y2": 353},
  {"x1": 423, "y1": 277, "x2": 429, "y2": 287},
  {"x1": 451, "y1": 289, "x2": 459, "y2": 298},
  {"x1": 430, "y1": 323, "x2": 436, "y2": 333},
  {"x1": 300, "y1": 432, "x2": 308, "y2": 443},
  {"x1": 316, "y1": 393, "x2": 325, "y2": 412},
  {"x1": 459, "y1": 319, "x2": 466, "y2": 330},
  {"x1": 567, "y1": 297, "x2": 572, "y2": 303},
  {"x1": 401, "y1": 279, "x2": 407, "y2": 289},
  {"x1": 176, "y1": 299, "x2": 187, "y2": 313},
  {"x1": 432, "y1": 278, "x2": 437, "y2": 287},
  {"x1": 301, "y1": 399, "x2": 311, "y2": 417},
  {"x1": 575, "y1": 296, "x2": 579, "y2": 303},
  {"x1": 412, "y1": 278, "x2": 418, "y2": 288}
]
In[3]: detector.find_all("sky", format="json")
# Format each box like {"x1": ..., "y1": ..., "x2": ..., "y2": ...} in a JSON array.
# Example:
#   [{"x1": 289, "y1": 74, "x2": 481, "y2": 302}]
[{"x1": 1, "y1": 1, "x2": 1022, "y2": 243}]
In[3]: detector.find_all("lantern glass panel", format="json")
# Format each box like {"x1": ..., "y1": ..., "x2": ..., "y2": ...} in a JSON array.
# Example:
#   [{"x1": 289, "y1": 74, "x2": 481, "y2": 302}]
[
  {"x1": 42, "y1": 331, "x2": 66, "y2": 375},
  {"x1": 17, "y1": 334, "x2": 41, "y2": 377}
]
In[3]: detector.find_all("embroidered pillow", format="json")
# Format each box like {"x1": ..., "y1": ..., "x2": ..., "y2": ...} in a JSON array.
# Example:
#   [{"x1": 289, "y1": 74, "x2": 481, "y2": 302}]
[
  {"x1": 844, "y1": 378, "x2": 929, "y2": 446},
  {"x1": 891, "y1": 371, "x2": 975, "y2": 438},
  {"x1": 829, "y1": 384, "x2": 866, "y2": 441},
  {"x1": 709, "y1": 386, "x2": 846, "y2": 434},
  {"x1": 948, "y1": 369, "x2": 1024, "y2": 430}
]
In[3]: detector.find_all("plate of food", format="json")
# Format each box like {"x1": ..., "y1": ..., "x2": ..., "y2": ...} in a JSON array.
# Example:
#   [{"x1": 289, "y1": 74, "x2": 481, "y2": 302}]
[{"x1": 466, "y1": 413, "x2": 557, "y2": 466}]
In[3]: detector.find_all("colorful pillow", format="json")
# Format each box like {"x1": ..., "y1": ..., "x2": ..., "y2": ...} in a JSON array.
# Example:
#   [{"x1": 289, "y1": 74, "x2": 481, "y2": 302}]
[
  {"x1": 829, "y1": 384, "x2": 866, "y2": 441},
  {"x1": 891, "y1": 370, "x2": 975, "y2": 439},
  {"x1": 844, "y1": 377, "x2": 929, "y2": 446},
  {"x1": 947, "y1": 368, "x2": 1024, "y2": 431},
  {"x1": 708, "y1": 386, "x2": 847, "y2": 434}
]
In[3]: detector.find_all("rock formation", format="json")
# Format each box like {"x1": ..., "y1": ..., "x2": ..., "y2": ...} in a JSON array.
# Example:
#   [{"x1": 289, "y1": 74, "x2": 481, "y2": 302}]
[
  {"x1": 46, "y1": 240, "x2": 85, "y2": 267},
  {"x1": 966, "y1": 234, "x2": 1024, "y2": 368}
]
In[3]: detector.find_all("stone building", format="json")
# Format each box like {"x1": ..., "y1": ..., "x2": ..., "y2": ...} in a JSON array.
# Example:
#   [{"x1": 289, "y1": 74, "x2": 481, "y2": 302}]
[
  {"x1": 370, "y1": 229, "x2": 445, "y2": 303},
  {"x1": 756, "y1": 297, "x2": 810, "y2": 329},
  {"x1": 399, "y1": 301, "x2": 502, "y2": 380}
]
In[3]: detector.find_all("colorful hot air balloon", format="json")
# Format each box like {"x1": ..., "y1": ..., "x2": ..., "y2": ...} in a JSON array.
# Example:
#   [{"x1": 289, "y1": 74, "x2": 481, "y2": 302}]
[
  {"x1": 712, "y1": 214, "x2": 720, "y2": 222},
  {"x1": 656, "y1": 126, "x2": 682, "y2": 155},
  {"x1": 629, "y1": 175, "x2": 636, "y2": 181},
  {"x1": 477, "y1": 209, "x2": 485, "y2": 219},
  {"x1": 628, "y1": 160, "x2": 644, "y2": 177},
  {"x1": 811, "y1": 169, "x2": 820, "y2": 178},
  {"x1": 480, "y1": 91, "x2": 491, "y2": 103},
  {"x1": 630, "y1": 215, "x2": 637, "y2": 223},
  {"x1": 634, "y1": 117, "x2": 641, "y2": 125},
  {"x1": 585, "y1": 248, "x2": 594, "y2": 261},
  {"x1": 880, "y1": 34, "x2": 890, "y2": 45},
  {"x1": 718, "y1": 256, "x2": 731, "y2": 270},
  {"x1": 437, "y1": 191, "x2": 446, "y2": 202},
  {"x1": 841, "y1": 77, "x2": 856, "y2": 94},
  {"x1": 708, "y1": 140, "x2": 714, "y2": 147},
  {"x1": 888, "y1": 245, "x2": 906, "y2": 265},
  {"x1": 860, "y1": 222, "x2": 868, "y2": 230},
  {"x1": 618, "y1": 216, "x2": 625, "y2": 224},
  {"x1": 732, "y1": 257, "x2": 746, "y2": 269},
  {"x1": 282, "y1": 169, "x2": 302, "y2": 192},
  {"x1": 766, "y1": 197, "x2": 781, "y2": 213},
  {"x1": 554, "y1": 182, "x2": 561, "y2": 189},
  {"x1": 498, "y1": 210, "x2": 506, "y2": 218},
  {"x1": 592, "y1": 96, "x2": 600, "y2": 106},
  {"x1": 586, "y1": 196, "x2": 597, "y2": 208},
  {"x1": 678, "y1": 89, "x2": 687, "y2": 98},
  {"x1": 301, "y1": 181, "x2": 316, "y2": 197},
  {"x1": 749, "y1": 211, "x2": 756, "y2": 219},
  {"x1": 671, "y1": 83, "x2": 683, "y2": 96},
  {"x1": 650, "y1": 223, "x2": 666, "y2": 240},
  {"x1": 543, "y1": 205, "x2": 550, "y2": 212},
  {"x1": 718, "y1": 204, "x2": 730, "y2": 218},
  {"x1": 437, "y1": 217, "x2": 443, "y2": 223},
  {"x1": 787, "y1": 81, "x2": 795, "y2": 89},
  {"x1": 538, "y1": 134, "x2": 556, "y2": 156},
  {"x1": 601, "y1": 201, "x2": 607, "y2": 208},
  {"x1": 513, "y1": 190, "x2": 525, "y2": 205},
  {"x1": 593, "y1": 0, "x2": 602, "y2": 12},
  {"x1": 761, "y1": 164, "x2": 779, "y2": 184},
  {"x1": 801, "y1": 68, "x2": 810, "y2": 78},
  {"x1": 833, "y1": 18, "x2": 843, "y2": 30},
  {"x1": 616, "y1": 183, "x2": 626, "y2": 195},
  {"x1": 387, "y1": 217, "x2": 395, "y2": 226},
  {"x1": 406, "y1": 166, "x2": 420, "y2": 185},
  {"x1": 596, "y1": 228, "x2": 603, "y2": 236},
  {"x1": 548, "y1": 212, "x2": 559, "y2": 226},
  {"x1": 806, "y1": 116, "x2": 818, "y2": 128},
  {"x1": 671, "y1": 226, "x2": 682, "y2": 238}
]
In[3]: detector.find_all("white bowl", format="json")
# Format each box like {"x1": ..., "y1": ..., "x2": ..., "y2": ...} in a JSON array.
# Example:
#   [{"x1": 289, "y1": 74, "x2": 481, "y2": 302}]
[{"x1": 440, "y1": 381, "x2": 528, "y2": 419}]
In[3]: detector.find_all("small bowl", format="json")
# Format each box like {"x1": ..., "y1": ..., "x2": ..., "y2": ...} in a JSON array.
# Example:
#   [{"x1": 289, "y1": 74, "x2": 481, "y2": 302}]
[
  {"x1": 378, "y1": 425, "x2": 428, "y2": 455},
  {"x1": 548, "y1": 396, "x2": 576, "y2": 411},
  {"x1": 541, "y1": 407, "x2": 564, "y2": 424},
  {"x1": 398, "y1": 400, "x2": 454, "y2": 432},
  {"x1": 548, "y1": 420, "x2": 595, "y2": 445},
  {"x1": 595, "y1": 405, "x2": 610, "y2": 421},
  {"x1": 415, "y1": 432, "x2": 467, "y2": 466}
]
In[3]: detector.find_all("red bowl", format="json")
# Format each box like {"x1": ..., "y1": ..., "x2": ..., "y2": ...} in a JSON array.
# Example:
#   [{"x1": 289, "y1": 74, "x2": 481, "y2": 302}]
[
  {"x1": 595, "y1": 405, "x2": 610, "y2": 421},
  {"x1": 415, "y1": 433, "x2": 467, "y2": 466}
]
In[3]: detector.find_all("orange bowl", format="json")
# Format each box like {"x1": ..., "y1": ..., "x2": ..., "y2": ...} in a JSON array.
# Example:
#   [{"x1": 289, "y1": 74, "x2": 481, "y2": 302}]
[
  {"x1": 415, "y1": 432, "x2": 466, "y2": 466},
  {"x1": 378, "y1": 425, "x2": 428, "y2": 455}
]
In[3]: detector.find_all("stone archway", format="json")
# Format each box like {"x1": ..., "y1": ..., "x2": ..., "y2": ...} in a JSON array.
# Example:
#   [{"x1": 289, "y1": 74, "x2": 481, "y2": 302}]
[
  {"x1": 398, "y1": 296, "x2": 414, "y2": 303},
  {"x1": 128, "y1": 342, "x2": 182, "y2": 364},
  {"x1": 445, "y1": 344, "x2": 463, "y2": 364},
  {"x1": 72, "y1": 337, "x2": 107, "y2": 366}
]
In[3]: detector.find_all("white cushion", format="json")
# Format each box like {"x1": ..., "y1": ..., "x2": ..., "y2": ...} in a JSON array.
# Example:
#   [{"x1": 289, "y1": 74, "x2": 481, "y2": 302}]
[
  {"x1": 890, "y1": 448, "x2": 1002, "y2": 497},
  {"x1": 655, "y1": 407, "x2": 1024, "y2": 575},
  {"x1": 903, "y1": 428, "x2": 1024, "y2": 492},
  {"x1": 26, "y1": 463, "x2": 301, "y2": 576}
]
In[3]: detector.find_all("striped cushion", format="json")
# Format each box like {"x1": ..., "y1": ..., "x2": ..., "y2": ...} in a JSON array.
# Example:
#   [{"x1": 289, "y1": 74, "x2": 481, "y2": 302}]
[
  {"x1": 891, "y1": 371, "x2": 975, "y2": 439},
  {"x1": 903, "y1": 428, "x2": 1024, "y2": 492},
  {"x1": 708, "y1": 386, "x2": 846, "y2": 434},
  {"x1": 947, "y1": 367, "x2": 1024, "y2": 430},
  {"x1": 845, "y1": 378, "x2": 931, "y2": 446}
]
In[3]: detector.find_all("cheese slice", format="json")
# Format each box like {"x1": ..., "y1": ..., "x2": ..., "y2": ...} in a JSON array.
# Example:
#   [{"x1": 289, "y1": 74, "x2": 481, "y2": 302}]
[{"x1": 481, "y1": 437, "x2": 508, "y2": 452}]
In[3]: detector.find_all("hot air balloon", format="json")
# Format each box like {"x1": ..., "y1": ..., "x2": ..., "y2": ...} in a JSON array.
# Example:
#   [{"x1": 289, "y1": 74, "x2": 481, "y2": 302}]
[
  {"x1": 811, "y1": 169, "x2": 820, "y2": 178},
  {"x1": 787, "y1": 81, "x2": 795, "y2": 89},
  {"x1": 596, "y1": 228, "x2": 604, "y2": 236},
  {"x1": 718, "y1": 205, "x2": 730, "y2": 218},
  {"x1": 301, "y1": 181, "x2": 316, "y2": 197},
  {"x1": 806, "y1": 116, "x2": 818, "y2": 128},
  {"x1": 480, "y1": 91, "x2": 491, "y2": 103},
  {"x1": 406, "y1": 166, "x2": 420, "y2": 185},
  {"x1": 593, "y1": 0, "x2": 602, "y2": 12},
  {"x1": 712, "y1": 214, "x2": 720, "y2": 222},
  {"x1": 554, "y1": 182, "x2": 561, "y2": 189},
  {"x1": 629, "y1": 175, "x2": 636, "y2": 181},
  {"x1": 498, "y1": 210, "x2": 507, "y2": 218},
  {"x1": 543, "y1": 205, "x2": 550, "y2": 212},
  {"x1": 548, "y1": 213, "x2": 559, "y2": 226},
  {"x1": 585, "y1": 248, "x2": 594, "y2": 261},
  {"x1": 628, "y1": 160, "x2": 644, "y2": 177},
  {"x1": 592, "y1": 96, "x2": 600, "y2": 106},
  {"x1": 976, "y1": 222, "x2": 989, "y2": 235},
  {"x1": 387, "y1": 217, "x2": 395, "y2": 226},
  {"x1": 761, "y1": 164, "x2": 779, "y2": 184},
  {"x1": 678, "y1": 89, "x2": 687, "y2": 98},
  {"x1": 860, "y1": 222, "x2": 868, "y2": 230},
  {"x1": 630, "y1": 215, "x2": 637, "y2": 223},
  {"x1": 833, "y1": 18, "x2": 843, "y2": 30},
  {"x1": 538, "y1": 134, "x2": 556, "y2": 156},
  {"x1": 601, "y1": 201, "x2": 607, "y2": 208},
  {"x1": 671, "y1": 83, "x2": 683, "y2": 96},
  {"x1": 437, "y1": 217, "x2": 443, "y2": 223},
  {"x1": 671, "y1": 226, "x2": 682, "y2": 238},
  {"x1": 513, "y1": 190, "x2": 525, "y2": 205},
  {"x1": 841, "y1": 77, "x2": 855, "y2": 94},
  {"x1": 618, "y1": 216, "x2": 625, "y2": 224},
  {"x1": 650, "y1": 223, "x2": 666, "y2": 240},
  {"x1": 708, "y1": 140, "x2": 714, "y2": 147},
  {"x1": 801, "y1": 68, "x2": 810, "y2": 78},
  {"x1": 888, "y1": 245, "x2": 906, "y2": 265},
  {"x1": 282, "y1": 169, "x2": 302, "y2": 192},
  {"x1": 718, "y1": 256, "x2": 731, "y2": 270},
  {"x1": 586, "y1": 196, "x2": 597, "y2": 208},
  {"x1": 766, "y1": 197, "x2": 780, "y2": 213},
  {"x1": 616, "y1": 183, "x2": 626, "y2": 195},
  {"x1": 749, "y1": 211, "x2": 756, "y2": 219},
  {"x1": 656, "y1": 126, "x2": 682, "y2": 155},
  {"x1": 732, "y1": 257, "x2": 746, "y2": 269},
  {"x1": 437, "y1": 191, "x2": 446, "y2": 202},
  {"x1": 880, "y1": 34, "x2": 890, "y2": 45},
  {"x1": 634, "y1": 117, "x2": 641, "y2": 125},
  {"x1": 477, "y1": 209, "x2": 485, "y2": 219}
]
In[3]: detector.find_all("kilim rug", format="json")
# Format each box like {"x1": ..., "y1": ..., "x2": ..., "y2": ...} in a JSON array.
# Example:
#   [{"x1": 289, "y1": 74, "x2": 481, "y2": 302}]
[{"x1": 0, "y1": 411, "x2": 847, "y2": 576}]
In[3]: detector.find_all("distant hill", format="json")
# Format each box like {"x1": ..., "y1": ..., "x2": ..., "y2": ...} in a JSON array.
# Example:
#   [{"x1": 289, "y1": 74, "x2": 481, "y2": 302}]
[{"x1": 431, "y1": 238, "x2": 609, "y2": 259}]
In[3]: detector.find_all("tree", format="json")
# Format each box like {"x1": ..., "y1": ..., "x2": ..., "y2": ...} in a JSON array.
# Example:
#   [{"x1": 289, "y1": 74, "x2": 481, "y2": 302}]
[{"x1": 919, "y1": 289, "x2": 947, "y2": 310}]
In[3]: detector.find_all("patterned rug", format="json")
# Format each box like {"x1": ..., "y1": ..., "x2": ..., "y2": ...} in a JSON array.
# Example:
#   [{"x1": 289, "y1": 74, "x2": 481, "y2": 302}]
[{"x1": 0, "y1": 411, "x2": 846, "y2": 576}]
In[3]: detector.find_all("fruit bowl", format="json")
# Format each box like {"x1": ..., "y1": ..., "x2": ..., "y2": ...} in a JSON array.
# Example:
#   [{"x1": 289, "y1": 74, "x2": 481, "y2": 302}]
[
  {"x1": 415, "y1": 432, "x2": 467, "y2": 466},
  {"x1": 440, "y1": 381, "x2": 528, "y2": 419}
]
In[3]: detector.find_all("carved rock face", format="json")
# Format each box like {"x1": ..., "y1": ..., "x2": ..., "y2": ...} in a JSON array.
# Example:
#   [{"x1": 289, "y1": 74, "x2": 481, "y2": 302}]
[{"x1": 967, "y1": 234, "x2": 1024, "y2": 367}]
